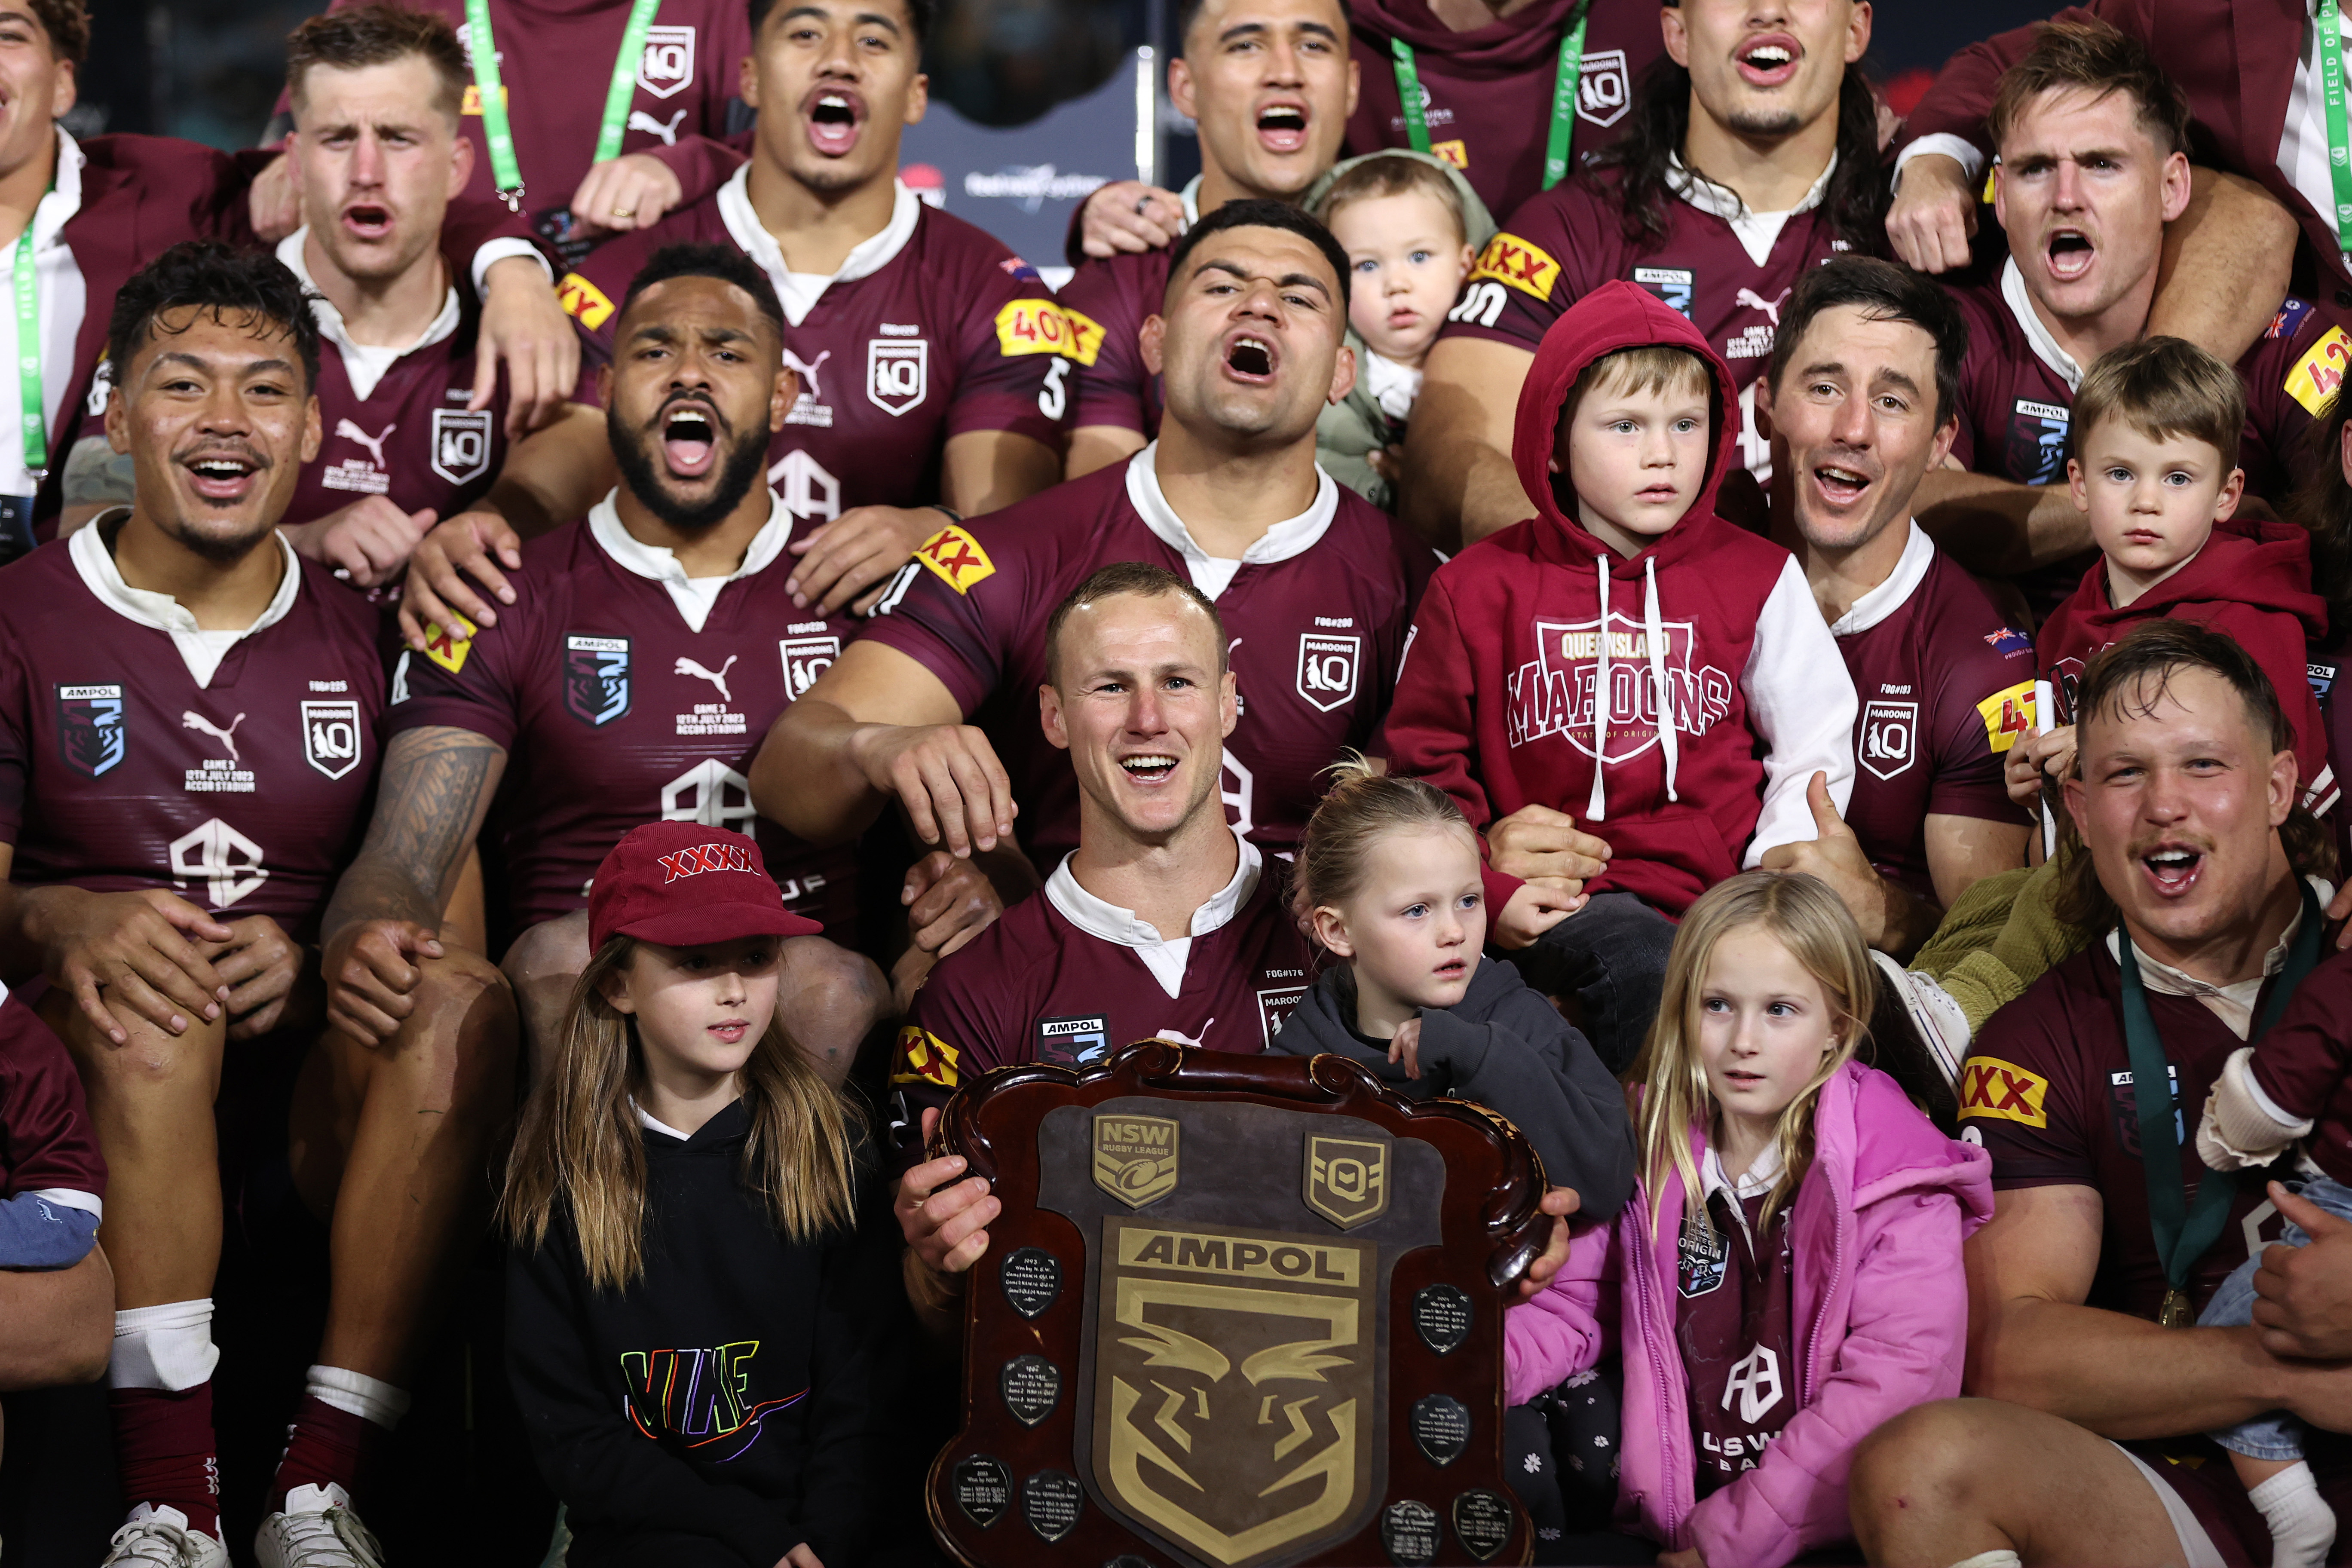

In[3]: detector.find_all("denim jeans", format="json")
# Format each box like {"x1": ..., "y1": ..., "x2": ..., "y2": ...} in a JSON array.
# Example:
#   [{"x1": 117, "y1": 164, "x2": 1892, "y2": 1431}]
[
  {"x1": 2201, "y1": 1173, "x2": 2352, "y2": 1461},
  {"x1": 1502, "y1": 891, "x2": 1678, "y2": 1075}
]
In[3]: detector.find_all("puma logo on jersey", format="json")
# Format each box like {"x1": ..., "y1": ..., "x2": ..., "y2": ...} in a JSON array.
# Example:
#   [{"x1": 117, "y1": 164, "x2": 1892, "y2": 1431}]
[
  {"x1": 334, "y1": 419, "x2": 395, "y2": 469},
  {"x1": 182, "y1": 710, "x2": 245, "y2": 763},
  {"x1": 1735, "y1": 286, "x2": 1790, "y2": 327},
  {"x1": 674, "y1": 654, "x2": 738, "y2": 702},
  {"x1": 1157, "y1": 1018, "x2": 1213, "y2": 1049},
  {"x1": 784, "y1": 349, "x2": 831, "y2": 401},
  {"x1": 627, "y1": 108, "x2": 686, "y2": 145}
]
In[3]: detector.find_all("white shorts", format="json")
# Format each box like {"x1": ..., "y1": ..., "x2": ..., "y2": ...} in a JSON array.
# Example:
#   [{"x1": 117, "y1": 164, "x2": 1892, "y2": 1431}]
[{"x1": 2113, "y1": 1442, "x2": 2229, "y2": 1568}]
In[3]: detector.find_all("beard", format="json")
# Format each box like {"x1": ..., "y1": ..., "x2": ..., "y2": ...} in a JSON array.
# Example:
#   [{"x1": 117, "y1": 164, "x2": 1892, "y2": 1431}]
[
  {"x1": 1724, "y1": 106, "x2": 1806, "y2": 139},
  {"x1": 607, "y1": 400, "x2": 770, "y2": 533}
]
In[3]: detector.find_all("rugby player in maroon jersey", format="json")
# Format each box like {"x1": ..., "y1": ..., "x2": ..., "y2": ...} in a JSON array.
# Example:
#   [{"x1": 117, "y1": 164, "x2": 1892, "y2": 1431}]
[
  {"x1": 1921, "y1": 23, "x2": 2338, "y2": 589},
  {"x1": 249, "y1": 0, "x2": 755, "y2": 262},
  {"x1": 751, "y1": 201, "x2": 1439, "y2": 882},
  {"x1": 0, "y1": 245, "x2": 515, "y2": 1566},
  {"x1": 1057, "y1": 0, "x2": 1357, "y2": 478},
  {"x1": 885, "y1": 563, "x2": 1578, "y2": 1335},
  {"x1": 397, "y1": 0, "x2": 1068, "y2": 652},
  {"x1": 1749, "y1": 260, "x2": 2033, "y2": 967},
  {"x1": 1403, "y1": 0, "x2": 1883, "y2": 548},
  {"x1": 1847, "y1": 622, "x2": 2352, "y2": 1568},
  {"x1": 338, "y1": 246, "x2": 983, "y2": 1104}
]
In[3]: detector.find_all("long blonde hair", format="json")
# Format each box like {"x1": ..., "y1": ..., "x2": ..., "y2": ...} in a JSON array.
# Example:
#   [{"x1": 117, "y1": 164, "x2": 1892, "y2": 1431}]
[
  {"x1": 499, "y1": 935, "x2": 866, "y2": 1291},
  {"x1": 1626, "y1": 871, "x2": 1874, "y2": 1234}
]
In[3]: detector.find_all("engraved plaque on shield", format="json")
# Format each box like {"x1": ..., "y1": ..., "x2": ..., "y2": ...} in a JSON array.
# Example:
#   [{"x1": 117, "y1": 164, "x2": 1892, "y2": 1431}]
[
  {"x1": 1001, "y1": 1246, "x2": 1062, "y2": 1318},
  {"x1": 1001, "y1": 1354, "x2": 1061, "y2": 1427}
]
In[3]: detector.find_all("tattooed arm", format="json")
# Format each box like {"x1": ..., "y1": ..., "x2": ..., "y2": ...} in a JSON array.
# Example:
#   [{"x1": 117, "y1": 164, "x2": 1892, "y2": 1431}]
[
  {"x1": 318, "y1": 726, "x2": 506, "y2": 1046},
  {"x1": 56, "y1": 436, "x2": 135, "y2": 539}
]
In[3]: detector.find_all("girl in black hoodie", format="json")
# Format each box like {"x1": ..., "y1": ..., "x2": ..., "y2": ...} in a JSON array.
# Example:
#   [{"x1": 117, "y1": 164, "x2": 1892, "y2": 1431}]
[
  {"x1": 1274, "y1": 761, "x2": 1635, "y2": 1220},
  {"x1": 501, "y1": 822, "x2": 903, "y2": 1568}
]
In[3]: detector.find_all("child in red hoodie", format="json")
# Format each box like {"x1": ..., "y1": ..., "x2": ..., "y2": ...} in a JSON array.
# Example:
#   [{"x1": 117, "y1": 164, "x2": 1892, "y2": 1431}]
[
  {"x1": 1382, "y1": 280, "x2": 1858, "y2": 1070},
  {"x1": 2014, "y1": 337, "x2": 2335, "y2": 820}
]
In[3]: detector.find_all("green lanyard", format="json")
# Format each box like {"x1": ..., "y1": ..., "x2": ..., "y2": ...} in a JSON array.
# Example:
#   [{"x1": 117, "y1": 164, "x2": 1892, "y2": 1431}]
[
  {"x1": 2321, "y1": 0, "x2": 2352, "y2": 253},
  {"x1": 464, "y1": 0, "x2": 665, "y2": 211},
  {"x1": 13, "y1": 225, "x2": 42, "y2": 482},
  {"x1": 1389, "y1": 1, "x2": 1589, "y2": 190},
  {"x1": 2119, "y1": 881, "x2": 2324, "y2": 1328}
]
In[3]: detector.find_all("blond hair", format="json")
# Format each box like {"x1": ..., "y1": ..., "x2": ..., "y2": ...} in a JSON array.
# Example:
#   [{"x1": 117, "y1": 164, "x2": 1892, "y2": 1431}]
[
  {"x1": 1626, "y1": 871, "x2": 1874, "y2": 1234},
  {"x1": 1293, "y1": 754, "x2": 1475, "y2": 931},
  {"x1": 499, "y1": 937, "x2": 865, "y2": 1290},
  {"x1": 1310, "y1": 154, "x2": 1470, "y2": 248}
]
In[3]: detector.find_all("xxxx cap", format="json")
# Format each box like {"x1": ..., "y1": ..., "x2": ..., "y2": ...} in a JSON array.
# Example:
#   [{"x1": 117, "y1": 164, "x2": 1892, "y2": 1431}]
[{"x1": 587, "y1": 821, "x2": 822, "y2": 951}]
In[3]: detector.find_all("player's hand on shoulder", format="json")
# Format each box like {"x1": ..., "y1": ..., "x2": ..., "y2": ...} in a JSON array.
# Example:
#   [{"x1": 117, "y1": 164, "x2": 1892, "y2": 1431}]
[
  {"x1": 288, "y1": 497, "x2": 438, "y2": 589},
  {"x1": 36, "y1": 887, "x2": 233, "y2": 1046},
  {"x1": 850, "y1": 721, "x2": 1017, "y2": 859},
  {"x1": 247, "y1": 149, "x2": 302, "y2": 242},
  {"x1": 786, "y1": 505, "x2": 940, "y2": 617},
  {"x1": 322, "y1": 919, "x2": 446, "y2": 1048},
  {"x1": 475, "y1": 258, "x2": 579, "y2": 441},
  {"x1": 400, "y1": 509, "x2": 524, "y2": 652},
  {"x1": 569, "y1": 153, "x2": 685, "y2": 236},
  {"x1": 197, "y1": 915, "x2": 315, "y2": 1041},
  {"x1": 1080, "y1": 181, "x2": 1186, "y2": 258},
  {"x1": 896, "y1": 1107, "x2": 999, "y2": 1274},
  {"x1": 1885, "y1": 151, "x2": 1978, "y2": 275}
]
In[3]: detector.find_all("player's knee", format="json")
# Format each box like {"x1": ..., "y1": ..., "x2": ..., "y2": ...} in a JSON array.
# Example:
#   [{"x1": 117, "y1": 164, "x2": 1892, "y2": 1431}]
[
  {"x1": 64, "y1": 1008, "x2": 225, "y2": 1096},
  {"x1": 501, "y1": 908, "x2": 590, "y2": 996},
  {"x1": 784, "y1": 935, "x2": 891, "y2": 1035},
  {"x1": 1848, "y1": 1398, "x2": 1996, "y2": 1528},
  {"x1": 412, "y1": 948, "x2": 521, "y2": 1097}
]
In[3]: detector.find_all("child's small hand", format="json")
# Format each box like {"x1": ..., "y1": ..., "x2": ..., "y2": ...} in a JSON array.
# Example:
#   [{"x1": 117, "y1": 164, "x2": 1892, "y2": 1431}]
[
  {"x1": 1493, "y1": 877, "x2": 1585, "y2": 950},
  {"x1": 1388, "y1": 1016, "x2": 1423, "y2": 1080}
]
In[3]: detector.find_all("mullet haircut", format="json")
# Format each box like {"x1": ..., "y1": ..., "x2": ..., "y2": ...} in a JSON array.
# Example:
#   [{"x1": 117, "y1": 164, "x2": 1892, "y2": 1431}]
[
  {"x1": 2072, "y1": 336, "x2": 2244, "y2": 465},
  {"x1": 1166, "y1": 198, "x2": 1353, "y2": 311},
  {"x1": 1043, "y1": 561, "x2": 1227, "y2": 689},
  {"x1": 23, "y1": 0, "x2": 86, "y2": 64},
  {"x1": 1309, "y1": 153, "x2": 1469, "y2": 248},
  {"x1": 285, "y1": 4, "x2": 469, "y2": 121},
  {"x1": 620, "y1": 243, "x2": 788, "y2": 339},
  {"x1": 2054, "y1": 620, "x2": 2334, "y2": 928},
  {"x1": 1985, "y1": 17, "x2": 2189, "y2": 159},
  {"x1": 1768, "y1": 255, "x2": 1968, "y2": 426},
  {"x1": 108, "y1": 241, "x2": 321, "y2": 395},
  {"x1": 750, "y1": 0, "x2": 933, "y2": 44}
]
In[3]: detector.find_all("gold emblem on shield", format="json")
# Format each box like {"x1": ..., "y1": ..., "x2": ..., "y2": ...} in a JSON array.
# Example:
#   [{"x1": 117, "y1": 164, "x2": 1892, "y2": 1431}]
[
  {"x1": 1093, "y1": 1218, "x2": 1376, "y2": 1566},
  {"x1": 1093, "y1": 1114, "x2": 1181, "y2": 1208},
  {"x1": 1303, "y1": 1134, "x2": 1389, "y2": 1229}
]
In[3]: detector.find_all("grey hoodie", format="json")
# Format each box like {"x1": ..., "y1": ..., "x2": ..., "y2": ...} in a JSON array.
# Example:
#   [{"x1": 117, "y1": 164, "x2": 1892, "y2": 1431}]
[{"x1": 1272, "y1": 955, "x2": 1636, "y2": 1220}]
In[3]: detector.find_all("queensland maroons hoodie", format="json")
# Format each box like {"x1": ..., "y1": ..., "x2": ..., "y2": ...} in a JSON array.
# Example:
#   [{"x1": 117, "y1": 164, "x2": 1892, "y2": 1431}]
[
  {"x1": 2038, "y1": 516, "x2": 2335, "y2": 817},
  {"x1": 1381, "y1": 280, "x2": 1858, "y2": 915}
]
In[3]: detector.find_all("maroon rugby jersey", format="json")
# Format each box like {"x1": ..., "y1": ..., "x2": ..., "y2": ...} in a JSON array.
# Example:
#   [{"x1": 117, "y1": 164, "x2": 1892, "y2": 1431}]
[
  {"x1": 1343, "y1": 0, "x2": 1669, "y2": 220},
  {"x1": 887, "y1": 836, "x2": 1315, "y2": 1164},
  {"x1": 0, "y1": 523, "x2": 383, "y2": 943},
  {"x1": 0, "y1": 990, "x2": 104, "y2": 1210},
  {"x1": 281, "y1": 0, "x2": 751, "y2": 263},
  {"x1": 557, "y1": 174, "x2": 1069, "y2": 529},
  {"x1": 856, "y1": 453, "x2": 1436, "y2": 865},
  {"x1": 383, "y1": 495, "x2": 856, "y2": 933},
  {"x1": 1829, "y1": 527, "x2": 2034, "y2": 899},
  {"x1": 1056, "y1": 247, "x2": 1167, "y2": 440},
  {"x1": 1947, "y1": 275, "x2": 2330, "y2": 502},
  {"x1": 1674, "y1": 1184, "x2": 1795, "y2": 1500},
  {"x1": 1439, "y1": 166, "x2": 1859, "y2": 478}
]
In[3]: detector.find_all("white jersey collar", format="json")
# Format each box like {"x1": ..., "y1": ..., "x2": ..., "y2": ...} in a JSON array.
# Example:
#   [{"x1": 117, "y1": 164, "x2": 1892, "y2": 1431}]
[
  {"x1": 1699, "y1": 1139, "x2": 1786, "y2": 1246},
  {"x1": 717, "y1": 165, "x2": 922, "y2": 328},
  {"x1": 1045, "y1": 827, "x2": 1262, "y2": 999},
  {"x1": 277, "y1": 229, "x2": 461, "y2": 401},
  {"x1": 2104, "y1": 881, "x2": 2333, "y2": 1041},
  {"x1": 1124, "y1": 441, "x2": 1339, "y2": 600},
  {"x1": 2000, "y1": 256, "x2": 2086, "y2": 393},
  {"x1": 586, "y1": 487, "x2": 795, "y2": 634},
  {"x1": 1671, "y1": 150, "x2": 1836, "y2": 269},
  {"x1": 69, "y1": 514, "x2": 302, "y2": 689},
  {"x1": 1179, "y1": 175, "x2": 1204, "y2": 226},
  {"x1": 1826, "y1": 520, "x2": 1938, "y2": 637},
  {"x1": 45, "y1": 125, "x2": 83, "y2": 224}
]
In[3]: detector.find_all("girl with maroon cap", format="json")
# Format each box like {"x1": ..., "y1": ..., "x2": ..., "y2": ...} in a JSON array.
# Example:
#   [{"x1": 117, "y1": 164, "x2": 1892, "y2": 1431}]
[{"x1": 500, "y1": 821, "x2": 903, "y2": 1568}]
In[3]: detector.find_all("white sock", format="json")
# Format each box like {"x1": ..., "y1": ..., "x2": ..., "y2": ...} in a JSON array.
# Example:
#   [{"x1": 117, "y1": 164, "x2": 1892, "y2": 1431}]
[
  {"x1": 305, "y1": 1365, "x2": 410, "y2": 1430},
  {"x1": 1946, "y1": 1553, "x2": 2021, "y2": 1568},
  {"x1": 107, "y1": 1299, "x2": 218, "y2": 1391},
  {"x1": 2251, "y1": 1461, "x2": 2336, "y2": 1568}
]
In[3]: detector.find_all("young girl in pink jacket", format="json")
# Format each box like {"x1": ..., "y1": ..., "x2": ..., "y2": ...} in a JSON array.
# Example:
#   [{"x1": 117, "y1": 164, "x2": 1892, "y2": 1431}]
[{"x1": 1506, "y1": 870, "x2": 1992, "y2": 1567}]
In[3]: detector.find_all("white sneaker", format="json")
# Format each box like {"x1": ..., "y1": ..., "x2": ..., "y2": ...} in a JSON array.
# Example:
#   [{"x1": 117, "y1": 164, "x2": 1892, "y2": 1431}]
[
  {"x1": 1870, "y1": 952, "x2": 1970, "y2": 1081},
  {"x1": 101, "y1": 1505, "x2": 227, "y2": 1568},
  {"x1": 254, "y1": 1483, "x2": 386, "y2": 1568}
]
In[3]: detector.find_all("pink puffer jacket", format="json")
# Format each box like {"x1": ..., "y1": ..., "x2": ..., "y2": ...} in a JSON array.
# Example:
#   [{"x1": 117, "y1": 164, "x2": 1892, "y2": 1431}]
[{"x1": 1504, "y1": 1061, "x2": 1992, "y2": 1568}]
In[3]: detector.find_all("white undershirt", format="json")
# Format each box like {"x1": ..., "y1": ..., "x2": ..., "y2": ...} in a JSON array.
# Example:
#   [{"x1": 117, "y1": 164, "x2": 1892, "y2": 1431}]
[
  {"x1": 717, "y1": 166, "x2": 922, "y2": 328},
  {"x1": 1121, "y1": 443, "x2": 1339, "y2": 600},
  {"x1": 277, "y1": 230, "x2": 462, "y2": 402},
  {"x1": 1044, "y1": 827, "x2": 1260, "y2": 998},
  {"x1": 1671, "y1": 151, "x2": 1837, "y2": 268},
  {"x1": 67, "y1": 514, "x2": 302, "y2": 688},
  {"x1": 585, "y1": 487, "x2": 795, "y2": 633}
]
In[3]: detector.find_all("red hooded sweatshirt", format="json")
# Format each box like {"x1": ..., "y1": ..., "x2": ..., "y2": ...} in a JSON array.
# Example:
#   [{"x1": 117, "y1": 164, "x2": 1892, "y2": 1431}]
[
  {"x1": 1381, "y1": 281, "x2": 1858, "y2": 915},
  {"x1": 2039, "y1": 518, "x2": 2336, "y2": 817}
]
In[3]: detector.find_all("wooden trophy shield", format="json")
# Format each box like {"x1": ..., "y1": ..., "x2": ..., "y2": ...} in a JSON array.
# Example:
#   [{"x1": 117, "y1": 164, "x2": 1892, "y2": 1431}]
[{"x1": 925, "y1": 1040, "x2": 1549, "y2": 1568}]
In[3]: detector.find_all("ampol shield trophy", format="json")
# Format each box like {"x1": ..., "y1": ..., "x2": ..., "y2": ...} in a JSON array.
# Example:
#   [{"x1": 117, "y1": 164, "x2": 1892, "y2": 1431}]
[{"x1": 926, "y1": 1040, "x2": 1549, "y2": 1567}]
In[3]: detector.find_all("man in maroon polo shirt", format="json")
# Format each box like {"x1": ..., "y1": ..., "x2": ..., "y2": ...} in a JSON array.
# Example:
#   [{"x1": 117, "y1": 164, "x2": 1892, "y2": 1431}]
[
  {"x1": 750, "y1": 201, "x2": 1433, "y2": 879},
  {"x1": 1848, "y1": 621, "x2": 2352, "y2": 1567},
  {"x1": 1400, "y1": 0, "x2": 1884, "y2": 548}
]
